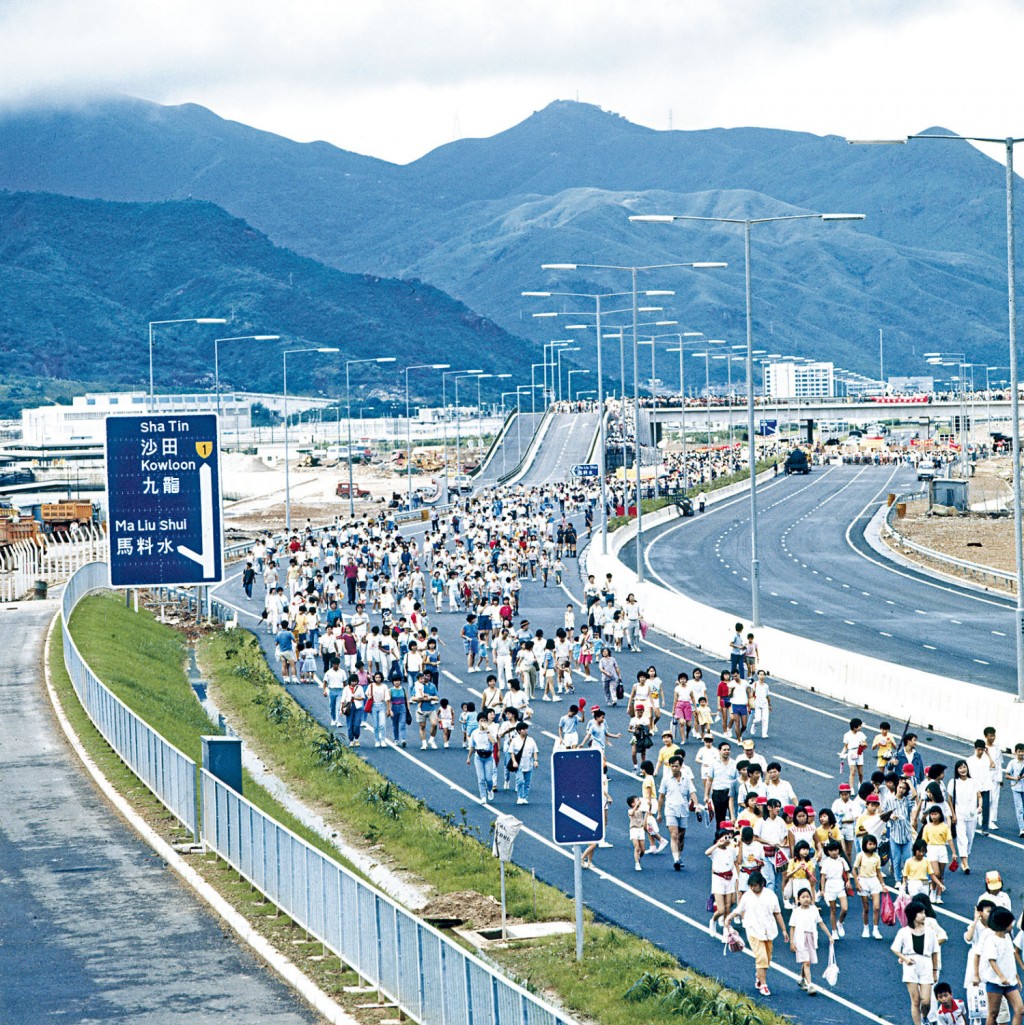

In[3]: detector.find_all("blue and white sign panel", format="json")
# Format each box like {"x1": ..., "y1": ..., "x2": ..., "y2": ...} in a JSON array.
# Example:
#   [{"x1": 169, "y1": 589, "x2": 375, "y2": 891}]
[
  {"x1": 105, "y1": 414, "x2": 223, "y2": 588},
  {"x1": 551, "y1": 748, "x2": 605, "y2": 845},
  {"x1": 571, "y1": 463, "x2": 600, "y2": 479},
  {"x1": 757, "y1": 419, "x2": 778, "y2": 437}
]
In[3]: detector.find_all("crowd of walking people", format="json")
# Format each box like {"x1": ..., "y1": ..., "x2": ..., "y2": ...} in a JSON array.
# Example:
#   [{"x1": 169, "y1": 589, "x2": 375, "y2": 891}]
[{"x1": 241, "y1": 475, "x2": 1024, "y2": 1025}]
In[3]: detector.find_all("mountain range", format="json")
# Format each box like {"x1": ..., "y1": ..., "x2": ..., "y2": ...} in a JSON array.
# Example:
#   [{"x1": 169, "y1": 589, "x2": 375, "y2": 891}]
[
  {"x1": 0, "y1": 95, "x2": 1018, "y2": 409},
  {"x1": 0, "y1": 191, "x2": 526, "y2": 418}
]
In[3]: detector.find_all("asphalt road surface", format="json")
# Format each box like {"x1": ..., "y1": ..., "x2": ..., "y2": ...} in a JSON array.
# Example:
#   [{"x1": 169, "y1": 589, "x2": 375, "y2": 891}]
[
  {"x1": 0, "y1": 601, "x2": 320, "y2": 1025},
  {"x1": 474, "y1": 412, "x2": 545, "y2": 485},
  {"x1": 632, "y1": 462, "x2": 1018, "y2": 690},
  {"x1": 213, "y1": 513, "x2": 1024, "y2": 1025},
  {"x1": 516, "y1": 412, "x2": 598, "y2": 486}
]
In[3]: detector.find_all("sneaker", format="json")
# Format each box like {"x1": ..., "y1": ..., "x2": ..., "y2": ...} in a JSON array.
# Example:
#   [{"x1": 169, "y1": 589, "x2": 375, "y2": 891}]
[
  {"x1": 830, "y1": 930, "x2": 838, "y2": 941},
  {"x1": 421, "y1": 741, "x2": 428, "y2": 750},
  {"x1": 872, "y1": 927, "x2": 883, "y2": 940},
  {"x1": 797, "y1": 978, "x2": 807, "y2": 991},
  {"x1": 609, "y1": 699, "x2": 618, "y2": 706},
  {"x1": 428, "y1": 739, "x2": 438, "y2": 749},
  {"x1": 502, "y1": 782, "x2": 509, "y2": 790},
  {"x1": 862, "y1": 926, "x2": 870, "y2": 939},
  {"x1": 836, "y1": 922, "x2": 845, "y2": 938},
  {"x1": 516, "y1": 797, "x2": 527, "y2": 805},
  {"x1": 758, "y1": 984, "x2": 771, "y2": 997},
  {"x1": 380, "y1": 739, "x2": 389, "y2": 747},
  {"x1": 443, "y1": 742, "x2": 449, "y2": 749},
  {"x1": 485, "y1": 794, "x2": 493, "y2": 803},
  {"x1": 654, "y1": 838, "x2": 669, "y2": 855},
  {"x1": 541, "y1": 695, "x2": 551, "y2": 702},
  {"x1": 351, "y1": 740, "x2": 360, "y2": 748},
  {"x1": 673, "y1": 860, "x2": 681, "y2": 872},
  {"x1": 634, "y1": 863, "x2": 642, "y2": 872},
  {"x1": 400, "y1": 741, "x2": 407, "y2": 748},
  {"x1": 708, "y1": 917, "x2": 717, "y2": 934},
  {"x1": 806, "y1": 984, "x2": 818, "y2": 996}
]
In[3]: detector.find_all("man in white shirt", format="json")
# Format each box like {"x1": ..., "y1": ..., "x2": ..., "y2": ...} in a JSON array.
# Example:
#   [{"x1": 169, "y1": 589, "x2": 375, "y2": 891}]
[
  {"x1": 764, "y1": 763, "x2": 797, "y2": 807},
  {"x1": 984, "y1": 727, "x2": 1003, "y2": 830},
  {"x1": 724, "y1": 873, "x2": 788, "y2": 997}
]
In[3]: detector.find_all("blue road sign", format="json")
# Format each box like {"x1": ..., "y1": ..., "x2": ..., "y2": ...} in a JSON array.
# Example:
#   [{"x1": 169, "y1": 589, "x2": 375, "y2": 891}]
[
  {"x1": 757, "y1": 419, "x2": 778, "y2": 437},
  {"x1": 571, "y1": 463, "x2": 599, "y2": 478},
  {"x1": 551, "y1": 748, "x2": 605, "y2": 845},
  {"x1": 105, "y1": 414, "x2": 223, "y2": 588}
]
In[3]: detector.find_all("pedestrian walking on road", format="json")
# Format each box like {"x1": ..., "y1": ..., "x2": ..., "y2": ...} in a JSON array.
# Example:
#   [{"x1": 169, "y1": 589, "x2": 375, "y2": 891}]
[{"x1": 468, "y1": 711, "x2": 496, "y2": 802}]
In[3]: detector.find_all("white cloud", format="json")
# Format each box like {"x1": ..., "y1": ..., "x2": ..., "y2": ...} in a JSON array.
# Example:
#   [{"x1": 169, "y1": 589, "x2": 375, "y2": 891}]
[{"x1": 0, "y1": 0, "x2": 1021, "y2": 162}]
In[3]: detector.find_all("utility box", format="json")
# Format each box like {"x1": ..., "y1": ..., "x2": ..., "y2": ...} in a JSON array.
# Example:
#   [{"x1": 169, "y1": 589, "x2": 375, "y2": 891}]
[
  {"x1": 930, "y1": 478, "x2": 969, "y2": 512},
  {"x1": 201, "y1": 735, "x2": 243, "y2": 794}
]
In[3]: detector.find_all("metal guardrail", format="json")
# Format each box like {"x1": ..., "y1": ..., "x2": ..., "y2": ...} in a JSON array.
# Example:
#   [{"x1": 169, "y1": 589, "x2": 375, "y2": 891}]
[
  {"x1": 200, "y1": 770, "x2": 572, "y2": 1025},
  {"x1": 62, "y1": 562, "x2": 199, "y2": 836},
  {"x1": 63, "y1": 560, "x2": 575, "y2": 1025},
  {"x1": 882, "y1": 493, "x2": 1016, "y2": 592},
  {"x1": 1, "y1": 526, "x2": 108, "y2": 602}
]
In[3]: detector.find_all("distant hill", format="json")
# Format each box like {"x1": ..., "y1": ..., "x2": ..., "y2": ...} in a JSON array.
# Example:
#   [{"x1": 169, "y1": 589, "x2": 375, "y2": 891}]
[
  {"x1": 0, "y1": 191, "x2": 531, "y2": 417},
  {"x1": 0, "y1": 96, "x2": 1017, "y2": 389}
]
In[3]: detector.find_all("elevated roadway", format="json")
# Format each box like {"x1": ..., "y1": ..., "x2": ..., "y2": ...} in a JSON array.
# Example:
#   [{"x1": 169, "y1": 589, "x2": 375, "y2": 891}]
[
  {"x1": 515, "y1": 411, "x2": 598, "y2": 486},
  {"x1": 472, "y1": 412, "x2": 545, "y2": 486}
]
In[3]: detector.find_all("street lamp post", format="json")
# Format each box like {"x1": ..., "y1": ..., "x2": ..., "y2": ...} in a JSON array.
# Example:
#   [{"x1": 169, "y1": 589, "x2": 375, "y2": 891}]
[
  {"x1": 441, "y1": 369, "x2": 482, "y2": 502},
  {"x1": 404, "y1": 363, "x2": 450, "y2": 504},
  {"x1": 531, "y1": 363, "x2": 546, "y2": 416},
  {"x1": 474, "y1": 373, "x2": 495, "y2": 471},
  {"x1": 567, "y1": 369, "x2": 590, "y2": 401},
  {"x1": 284, "y1": 347, "x2": 338, "y2": 534},
  {"x1": 214, "y1": 334, "x2": 280, "y2": 440},
  {"x1": 631, "y1": 211, "x2": 863, "y2": 625},
  {"x1": 453, "y1": 371, "x2": 484, "y2": 485},
  {"x1": 850, "y1": 130, "x2": 1024, "y2": 701},
  {"x1": 344, "y1": 357, "x2": 396, "y2": 518},
  {"x1": 542, "y1": 262, "x2": 724, "y2": 579},
  {"x1": 555, "y1": 347, "x2": 580, "y2": 403},
  {"x1": 149, "y1": 317, "x2": 227, "y2": 412},
  {"x1": 666, "y1": 333, "x2": 705, "y2": 492}
]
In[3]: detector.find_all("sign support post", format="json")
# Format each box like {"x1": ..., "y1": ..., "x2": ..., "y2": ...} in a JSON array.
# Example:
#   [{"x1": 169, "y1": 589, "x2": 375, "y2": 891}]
[
  {"x1": 492, "y1": 814, "x2": 523, "y2": 941},
  {"x1": 573, "y1": 844, "x2": 584, "y2": 961}
]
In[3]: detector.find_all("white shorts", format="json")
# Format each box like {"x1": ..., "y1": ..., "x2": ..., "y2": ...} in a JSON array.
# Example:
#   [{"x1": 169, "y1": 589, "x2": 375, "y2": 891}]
[
  {"x1": 847, "y1": 752, "x2": 864, "y2": 766},
  {"x1": 901, "y1": 955, "x2": 935, "y2": 986},
  {"x1": 858, "y1": 877, "x2": 883, "y2": 896},
  {"x1": 712, "y1": 874, "x2": 736, "y2": 896},
  {"x1": 926, "y1": 844, "x2": 948, "y2": 865},
  {"x1": 629, "y1": 827, "x2": 646, "y2": 843},
  {"x1": 823, "y1": 882, "x2": 846, "y2": 903}
]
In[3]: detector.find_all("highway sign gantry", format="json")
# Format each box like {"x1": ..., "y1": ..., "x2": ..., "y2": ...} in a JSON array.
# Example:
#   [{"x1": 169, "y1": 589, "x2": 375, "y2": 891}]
[
  {"x1": 571, "y1": 463, "x2": 599, "y2": 479},
  {"x1": 105, "y1": 414, "x2": 223, "y2": 588}
]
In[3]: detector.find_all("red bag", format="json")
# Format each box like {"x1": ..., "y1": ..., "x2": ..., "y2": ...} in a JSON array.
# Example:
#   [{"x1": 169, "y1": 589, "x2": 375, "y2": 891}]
[
  {"x1": 364, "y1": 696, "x2": 374, "y2": 714},
  {"x1": 880, "y1": 891, "x2": 896, "y2": 927},
  {"x1": 894, "y1": 891, "x2": 910, "y2": 928},
  {"x1": 949, "y1": 858, "x2": 959, "y2": 873}
]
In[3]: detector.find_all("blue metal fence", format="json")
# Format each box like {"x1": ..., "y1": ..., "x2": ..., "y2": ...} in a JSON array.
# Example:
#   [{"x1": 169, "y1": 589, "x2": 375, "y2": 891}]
[
  {"x1": 62, "y1": 561, "x2": 576, "y2": 1025},
  {"x1": 61, "y1": 562, "x2": 199, "y2": 837}
]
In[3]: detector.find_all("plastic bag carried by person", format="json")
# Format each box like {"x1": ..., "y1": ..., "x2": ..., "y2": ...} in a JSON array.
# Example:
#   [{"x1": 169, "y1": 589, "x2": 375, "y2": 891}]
[
  {"x1": 880, "y1": 890, "x2": 896, "y2": 927},
  {"x1": 894, "y1": 891, "x2": 910, "y2": 928},
  {"x1": 723, "y1": 926, "x2": 744, "y2": 954},
  {"x1": 822, "y1": 943, "x2": 839, "y2": 987},
  {"x1": 639, "y1": 619, "x2": 649, "y2": 639}
]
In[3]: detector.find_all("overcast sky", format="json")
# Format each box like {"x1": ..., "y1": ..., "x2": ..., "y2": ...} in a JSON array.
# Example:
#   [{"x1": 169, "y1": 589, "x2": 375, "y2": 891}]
[{"x1": 1, "y1": 0, "x2": 1021, "y2": 164}]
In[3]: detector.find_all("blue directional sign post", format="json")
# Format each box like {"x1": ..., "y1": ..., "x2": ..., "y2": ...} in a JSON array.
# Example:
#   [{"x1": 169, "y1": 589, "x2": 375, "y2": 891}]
[
  {"x1": 757, "y1": 419, "x2": 778, "y2": 437},
  {"x1": 552, "y1": 747, "x2": 604, "y2": 960},
  {"x1": 571, "y1": 463, "x2": 600, "y2": 479},
  {"x1": 105, "y1": 414, "x2": 223, "y2": 588}
]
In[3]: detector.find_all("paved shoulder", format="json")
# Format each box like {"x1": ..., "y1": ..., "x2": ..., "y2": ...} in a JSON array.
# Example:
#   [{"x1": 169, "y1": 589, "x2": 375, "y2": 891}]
[{"x1": 0, "y1": 601, "x2": 320, "y2": 1025}]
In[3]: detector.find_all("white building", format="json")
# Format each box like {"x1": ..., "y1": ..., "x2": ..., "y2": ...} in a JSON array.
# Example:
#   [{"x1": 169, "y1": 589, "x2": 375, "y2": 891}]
[
  {"x1": 763, "y1": 361, "x2": 835, "y2": 399},
  {"x1": 21, "y1": 392, "x2": 252, "y2": 447}
]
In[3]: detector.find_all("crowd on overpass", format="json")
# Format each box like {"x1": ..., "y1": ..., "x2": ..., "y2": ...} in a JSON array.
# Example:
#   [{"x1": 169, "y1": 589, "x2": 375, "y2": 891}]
[{"x1": 237, "y1": 471, "x2": 1024, "y2": 1025}]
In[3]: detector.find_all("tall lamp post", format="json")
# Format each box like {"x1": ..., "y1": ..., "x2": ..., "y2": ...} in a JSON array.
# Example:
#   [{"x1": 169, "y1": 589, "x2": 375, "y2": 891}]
[
  {"x1": 850, "y1": 130, "x2": 1024, "y2": 700},
  {"x1": 404, "y1": 363, "x2": 450, "y2": 503},
  {"x1": 149, "y1": 317, "x2": 226, "y2": 412},
  {"x1": 453, "y1": 371, "x2": 484, "y2": 486},
  {"x1": 284, "y1": 347, "x2": 338, "y2": 534},
  {"x1": 473, "y1": 373, "x2": 496, "y2": 470},
  {"x1": 631, "y1": 211, "x2": 863, "y2": 624},
  {"x1": 555, "y1": 347, "x2": 580, "y2": 403},
  {"x1": 542, "y1": 261, "x2": 725, "y2": 580},
  {"x1": 567, "y1": 369, "x2": 590, "y2": 401},
  {"x1": 441, "y1": 369, "x2": 482, "y2": 502},
  {"x1": 665, "y1": 333, "x2": 705, "y2": 491},
  {"x1": 530, "y1": 363, "x2": 546, "y2": 416},
  {"x1": 214, "y1": 334, "x2": 280, "y2": 441},
  {"x1": 344, "y1": 356, "x2": 396, "y2": 518}
]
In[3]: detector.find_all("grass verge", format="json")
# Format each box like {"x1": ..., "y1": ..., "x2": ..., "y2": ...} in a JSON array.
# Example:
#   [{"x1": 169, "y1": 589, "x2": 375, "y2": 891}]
[{"x1": 61, "y1": 593, "x2": 789, "y2": 1025}]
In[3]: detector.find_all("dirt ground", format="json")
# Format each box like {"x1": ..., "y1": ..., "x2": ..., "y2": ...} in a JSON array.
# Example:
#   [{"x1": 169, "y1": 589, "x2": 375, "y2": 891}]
[
  {"x1": 420, "y1": 890, "x2": 506, "y2": 928},
  {"x1": 886, "y1": 456, "x2": 1018, "y2": 586}
]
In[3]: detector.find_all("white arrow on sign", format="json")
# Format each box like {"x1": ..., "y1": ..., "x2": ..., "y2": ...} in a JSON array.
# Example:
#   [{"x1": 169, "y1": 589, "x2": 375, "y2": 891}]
[
  {"x1": 557, "y1": 801, "x2": 600, "y2": 833},
  {"x1": 177, "y1": 462, "x2": 217, "y2": 578}
]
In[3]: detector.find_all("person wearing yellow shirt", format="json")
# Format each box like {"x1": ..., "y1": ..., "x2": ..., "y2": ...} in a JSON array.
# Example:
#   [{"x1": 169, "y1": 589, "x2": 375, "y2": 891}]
[
  {"x1": 921, "y1": 806, "x2": 954, "y2": 905},
  {"x1": 853, "y1": 834, "x2": 886, "y2": 939},
  {"x1": 872, "y1": 721, "x2": 896, "y2": 770},
  {"x1": 902, "y1": 840, "x2": 943, "y2": 901},
  {"x1": 655, "y1": 731, "x2": 683, "y2": 778}
]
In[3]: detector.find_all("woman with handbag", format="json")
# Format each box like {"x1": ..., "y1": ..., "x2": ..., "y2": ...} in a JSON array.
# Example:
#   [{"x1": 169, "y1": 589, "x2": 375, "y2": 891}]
[
  {"x1": 387, "y1": 673, "x2": 410, "y2": 748},
  {"x1": 367, "y1": 671, "x2": 391, "y2": 748},
  {"x1": 507, "y1": 721, "x2": 539, "y2": 806},
  {"x1": 341, "y1": 673, "x2": 366, "y2": 747}
]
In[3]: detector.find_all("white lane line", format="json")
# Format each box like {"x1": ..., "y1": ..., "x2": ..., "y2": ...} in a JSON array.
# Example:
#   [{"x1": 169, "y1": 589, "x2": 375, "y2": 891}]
[
  {"x1": 915, "y1": 610, "x2": 928, "y2": 616},
  {"x1": 861, "y1": 591, "x2": 871, "y2": 597},
  {"x1": 950, "y1": 619, "x2": 963, "y2": 625},
  {"x1": 814, "y1": 610, "x2": 825, "y2": 616},
  {"x1": 885, "y1": 600, "x2": 896, "y2": 605},
  {"x1": 844, "y1": 620, "x2": 856, "y2": 626},
  {"x1": 443, "y1": 670, "x2": 464, "y2": 685},
  {"x1": 923, "y1": 644, "x2": 937, "y2": 650},
  {"x1": 879, "y1": 631, "x2": 893, "y2": 637},
  {"x1": 789, "y1": 600, "x2": 799, "y2": 606},
  {"x1": 974, "y1": 659, "x2": 990, "y2": 665},
  {"x1": 992, "y1": 630, "x2": 1006, "y2": 637}
]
